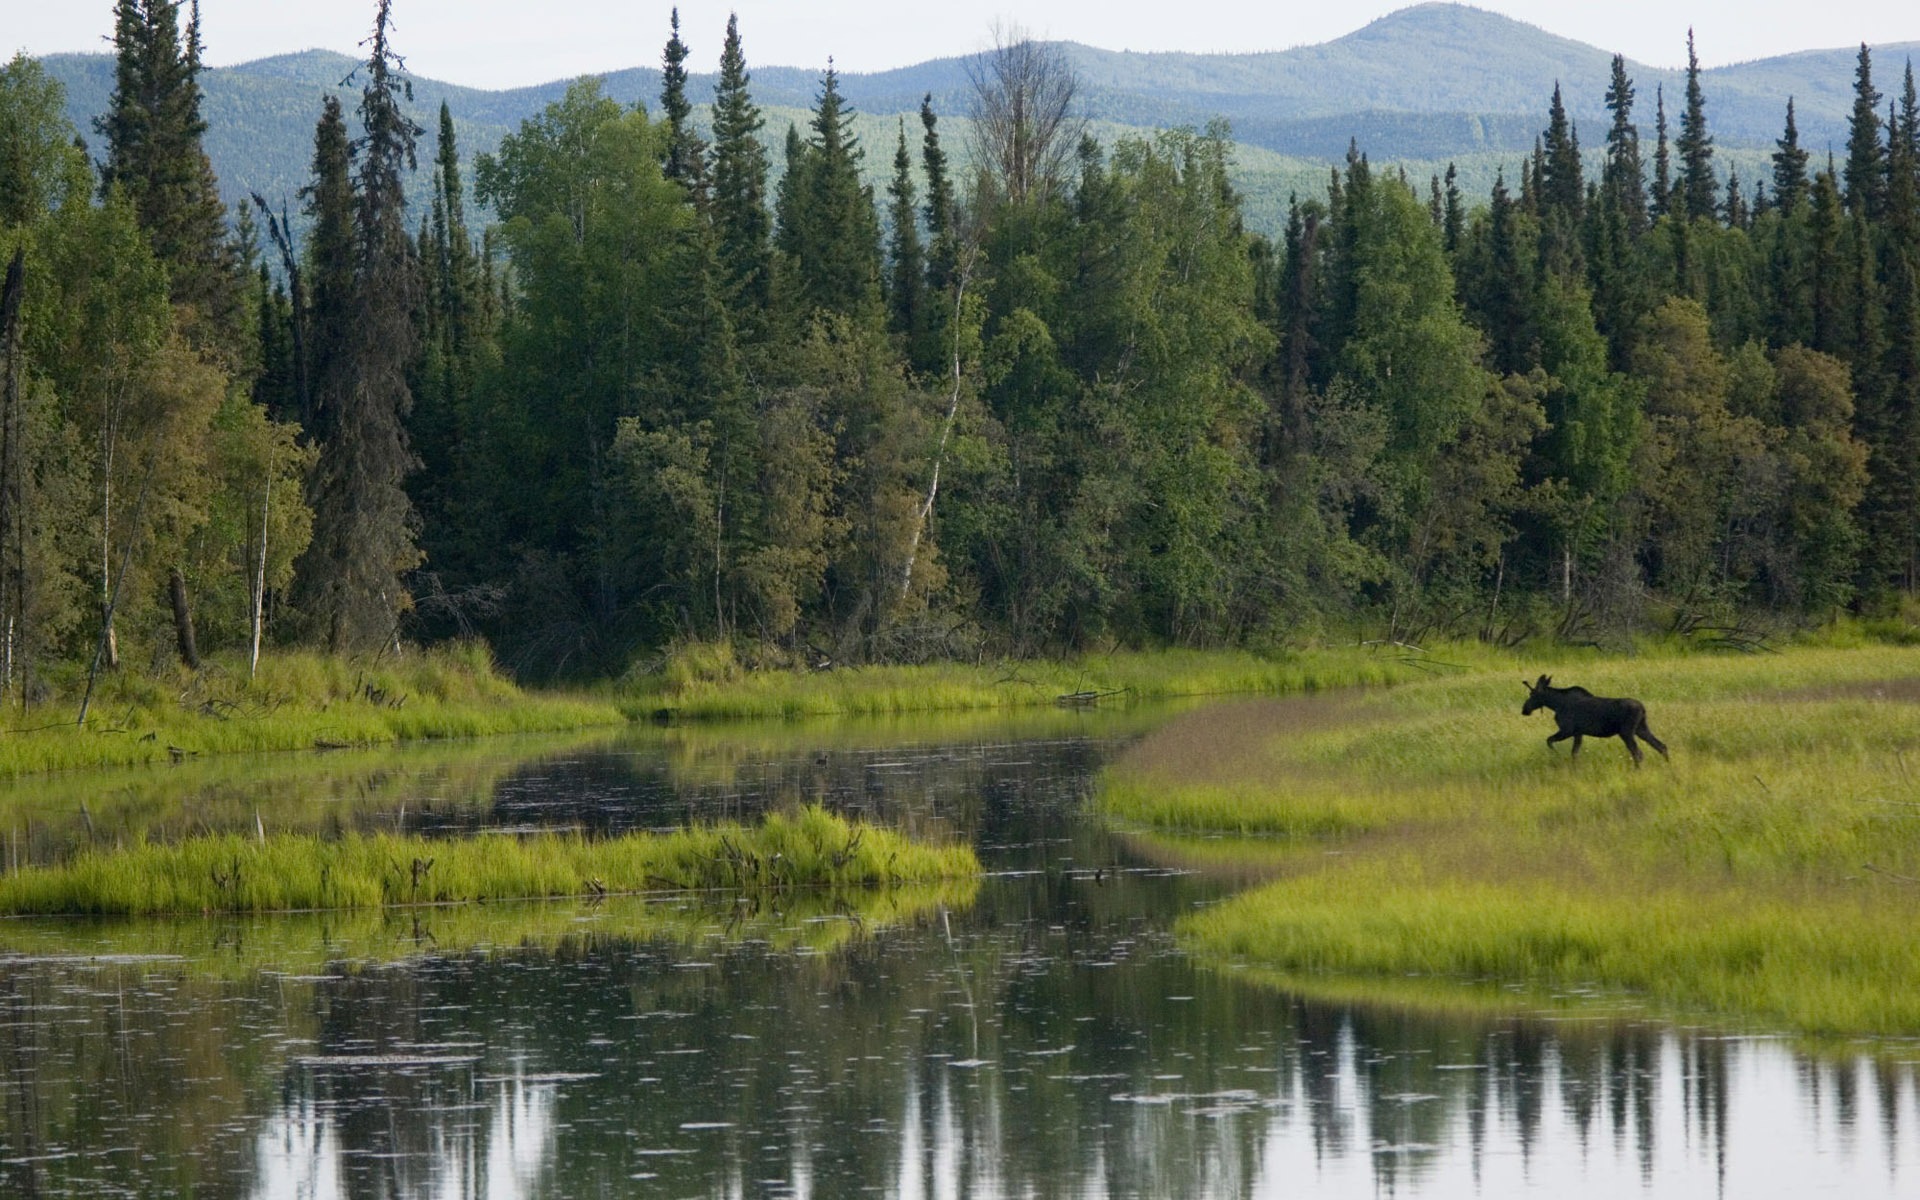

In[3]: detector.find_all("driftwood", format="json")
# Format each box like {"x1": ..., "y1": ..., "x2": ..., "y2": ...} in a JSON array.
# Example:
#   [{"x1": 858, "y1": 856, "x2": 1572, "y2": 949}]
[{"x1": 1056, "y1": 687, "x2": 1128, "y2": 707}]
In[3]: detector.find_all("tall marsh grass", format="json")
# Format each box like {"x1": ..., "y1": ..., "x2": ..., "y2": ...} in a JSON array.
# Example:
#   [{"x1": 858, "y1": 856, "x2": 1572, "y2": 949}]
[
  {"x1": 1102, "y1": 645, "x2": 1920, "y2": 1035},
  {"x1": 0, "y1": 644, "x2": 624, "y2": 778},
  {"x1": 622, "y1": 643, "x2": 1503, "y2": 720},
  {"x1": 0, "y1": 807, "x2": 978, "y2": 916}
]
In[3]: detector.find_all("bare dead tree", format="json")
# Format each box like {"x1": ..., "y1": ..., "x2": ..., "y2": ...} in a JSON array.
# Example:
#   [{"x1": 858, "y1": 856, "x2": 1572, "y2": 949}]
[{"x1": 965, "y1": 24, "x2": 1084, "y2": 205}]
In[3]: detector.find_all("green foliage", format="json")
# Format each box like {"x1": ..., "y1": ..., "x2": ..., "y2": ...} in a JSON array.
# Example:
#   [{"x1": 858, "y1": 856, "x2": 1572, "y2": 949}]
[{"x1": 13, "y1": 15, "x2": 1920, "y2": 677}]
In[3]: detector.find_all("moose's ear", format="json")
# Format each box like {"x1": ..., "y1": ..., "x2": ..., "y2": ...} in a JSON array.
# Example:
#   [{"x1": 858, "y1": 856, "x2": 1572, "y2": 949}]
[{"x1": 1539, "y1": 674, "x2": 1552, "y2": 686}]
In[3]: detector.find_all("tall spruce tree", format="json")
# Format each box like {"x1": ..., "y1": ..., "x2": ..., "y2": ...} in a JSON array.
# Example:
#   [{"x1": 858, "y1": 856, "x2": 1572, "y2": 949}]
[
  {"x1": 1845, "y1": 44, "x2": 1886, "y2": 219},
  {"x1": 1676, "y1": 30, "x2": 1716, "y2": 220},
  {"x1": 300, "y1": 94, "x2": 353, "y2": 440},
  {"x1": 707, "y1": 14, "x2": 771, "y2": 321},
  {"x1": 885, "y1": 120, "x2": 928, "y2": 356},
  {"x1": 659, "y1": 8, "x2": 707, "y2": 200},
  {"x1": 1441, "y1": 161, "x2": 1464, "y2": 253},
  {"x1": 1602, "y1": 56, "x2": 1648, "y2": 236},
  {"x1": 920, "y1": 94, "x2": 957, "y2": 293},
  {"x1": 1540, "y1": 84, "x2": 1584, "y2": 221},
  {"x1": 299, "y1": 0, "x2": 423, "y2": 651},
  {"x1": 1773, "y1": 98, "x2": 1810, "y2": 213},
  {"x1": 1879, "y1": 61, "x2": 1920, "y2": 589},
  {"x1": 1652, "y1": 85, "x2": 1672, "y2": 219}
]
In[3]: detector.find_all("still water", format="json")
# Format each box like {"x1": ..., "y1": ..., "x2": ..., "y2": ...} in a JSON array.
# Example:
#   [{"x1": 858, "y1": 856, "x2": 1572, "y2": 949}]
[{"x1": 1, "y1": 711, "x2": 1915, "y2": 1197}]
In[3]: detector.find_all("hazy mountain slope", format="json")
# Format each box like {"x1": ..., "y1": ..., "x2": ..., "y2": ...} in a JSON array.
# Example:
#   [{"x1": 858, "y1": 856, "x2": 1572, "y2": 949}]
[{"x1": 35, "y1": 3, "x2": 1916, "y2": 238}]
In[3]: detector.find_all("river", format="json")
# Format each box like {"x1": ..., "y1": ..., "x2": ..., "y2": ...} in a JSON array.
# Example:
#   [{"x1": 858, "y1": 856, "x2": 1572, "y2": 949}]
[{"x1": 0, "y1": 708, "x2": 1913, "y2": 1197}]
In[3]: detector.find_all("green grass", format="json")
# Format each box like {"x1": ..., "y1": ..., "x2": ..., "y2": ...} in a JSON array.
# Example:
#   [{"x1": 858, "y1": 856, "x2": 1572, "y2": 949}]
[
  {"x1": 0, "y1": 643, "x2": 624, "y2": 778},
  {"x1": 620, "y1": 641, "x2": 1504, "y2": 721},
  {"x1": 1100, "y1": 644, "x2": 1920, "y2": 1036},
  {"x1": 0, "y1": 806, "x2": 978, "y2": 916}
]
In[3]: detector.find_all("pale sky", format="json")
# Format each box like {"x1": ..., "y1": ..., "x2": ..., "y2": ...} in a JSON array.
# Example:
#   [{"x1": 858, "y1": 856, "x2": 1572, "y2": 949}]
[{"x1": 7, "y1": 0, "x2": 1916, "y2": 89}]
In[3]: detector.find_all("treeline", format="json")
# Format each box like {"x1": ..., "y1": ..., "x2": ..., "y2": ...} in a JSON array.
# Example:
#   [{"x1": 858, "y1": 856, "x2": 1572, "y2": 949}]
[{"x1": 1, "y1": 5, "x2": 1917, "y2": 690}]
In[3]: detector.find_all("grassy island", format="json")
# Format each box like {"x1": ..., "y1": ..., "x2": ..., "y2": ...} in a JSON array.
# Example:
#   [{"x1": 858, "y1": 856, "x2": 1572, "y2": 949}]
[{"x1": 0, "y1": 806, "x2": 976, "y2": 916}]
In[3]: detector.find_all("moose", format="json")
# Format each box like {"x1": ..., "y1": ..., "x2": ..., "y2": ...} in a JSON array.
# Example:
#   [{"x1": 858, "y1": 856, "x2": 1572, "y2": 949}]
[{"x1": 1520, "y1": 675, "x2": 1669, "y2": 766}]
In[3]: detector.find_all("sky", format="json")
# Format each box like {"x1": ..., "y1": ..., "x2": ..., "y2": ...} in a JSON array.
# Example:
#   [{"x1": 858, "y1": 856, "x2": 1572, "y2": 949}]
[{"x1": 7, "y1": 0, "x2": 1916, "y2": 89}]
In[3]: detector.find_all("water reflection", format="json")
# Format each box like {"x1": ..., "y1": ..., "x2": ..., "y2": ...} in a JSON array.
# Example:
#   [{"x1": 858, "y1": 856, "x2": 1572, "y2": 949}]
[{"x1": 0, "y1": 717, "x2": 1915, "y2": 1197}]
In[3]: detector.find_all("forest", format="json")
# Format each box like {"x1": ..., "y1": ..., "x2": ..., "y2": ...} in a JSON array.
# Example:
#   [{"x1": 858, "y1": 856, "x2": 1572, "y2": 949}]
[{"x1": 0, "y1": 0, "x2": 1917, "y2": 688}]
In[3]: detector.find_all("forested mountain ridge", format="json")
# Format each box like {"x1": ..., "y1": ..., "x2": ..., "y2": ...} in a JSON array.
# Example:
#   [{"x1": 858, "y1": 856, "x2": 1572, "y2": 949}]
[{"x1": 38, "y1": 4, "x2": 1919, "y2": 237}]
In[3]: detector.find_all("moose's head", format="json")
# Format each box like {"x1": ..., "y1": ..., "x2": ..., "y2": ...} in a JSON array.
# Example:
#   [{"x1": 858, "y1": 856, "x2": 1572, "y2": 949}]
[{"x1": 1521, "y1": 674, "x2": 1553, "y2": 716}]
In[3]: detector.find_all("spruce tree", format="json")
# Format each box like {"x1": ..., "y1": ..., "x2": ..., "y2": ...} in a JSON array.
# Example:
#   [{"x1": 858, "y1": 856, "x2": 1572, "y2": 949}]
[
  {"x1": 95, "y1": 0, "x2": 242, "y2": 347},
  {"x1": 1652, "y1": 85, "x2": 1672, "y2": 219},
  {"x1": 1724, "y1": 166, "x2": 1748, "y2": 228},
  {"x1": 1442, "y1": 162, "x2": 1464, "y2": 253},
  {"x1": 1676, "y1": 30, "x2": 1716, "y2": 220},
  {"x1": 300, "y1": 94, "x2": 353, "y2": 440},
  {"x1": 1809, "y1": 165, "x2": 1847, "y2": 355},
  {"x1": 886, "y1": 120, "x2": 928, "y2": 355},
  {"x1": 659, "y1": 8, "x2": 708, "y2": 200},
  {"x1": 1602, "y1": 56, "x2": 1647, "y2": 236},
  {"x1": 776, "y1": 64, "x2": 882, "y2": 320},
  {"x1": 1772, "y1": 98, "x2": 1810, "y2": 213},
  {"x1": 411, "y1": 101, "x2": 483, "y2": 577},
  {"x1": 707, "y1": 14, "x2": 771, "y2": 320},
  {"x1": 1845, "y1": 44, "x2": 1886, "y2": 219},
  {"x1": 920, "y1": 94, "x2": 957, "y2": 293},
  {"x1": 1540, "y1": 84, "x2": 1584, "y2": 221},
  {"x1": 299, "y1": 0, "x2": 423, "y2": 651},
  {"x1": 1876, "y1": 62, "x2": 1920, "y2": 589}
]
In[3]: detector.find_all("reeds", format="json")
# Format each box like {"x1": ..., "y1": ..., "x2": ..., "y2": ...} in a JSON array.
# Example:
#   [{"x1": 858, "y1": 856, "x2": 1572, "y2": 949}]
[{"x1": 0, "y1": 807, "x2": 978, "y2": 916}]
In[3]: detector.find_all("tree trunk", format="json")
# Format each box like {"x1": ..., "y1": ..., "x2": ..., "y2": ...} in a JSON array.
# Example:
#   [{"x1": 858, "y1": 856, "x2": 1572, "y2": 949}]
[
  {"x1": 0, "y1": 248, "x2": 22, "y2": 700},
  {"x1": 250, "y1": 475, "x2": 269, "y2": 678},
  {"x1": 169, "y1": 567, "x2": 199, "y2": 670}
]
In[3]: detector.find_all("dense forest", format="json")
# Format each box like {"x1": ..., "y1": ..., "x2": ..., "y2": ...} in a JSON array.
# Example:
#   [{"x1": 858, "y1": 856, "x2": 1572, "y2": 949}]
[{"x1": 0, "y1": 1, "x2": 1917, "y2": 688}]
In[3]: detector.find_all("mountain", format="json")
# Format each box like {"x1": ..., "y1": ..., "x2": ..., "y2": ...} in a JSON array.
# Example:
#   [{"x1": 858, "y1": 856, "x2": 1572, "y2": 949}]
[{"x1": 34, "y1": 3, "x2": 1919, "y2": 237}]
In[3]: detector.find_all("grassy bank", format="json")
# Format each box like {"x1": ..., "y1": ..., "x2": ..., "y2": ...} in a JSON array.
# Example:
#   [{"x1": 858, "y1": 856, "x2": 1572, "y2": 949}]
[
  {"x1": 0, "y1": 643, "x2": 624, "y2": 778},
  {"x1": 0, "y1": 806, "x2": 977, "y2": 916},
  {"x1": 620, "y1": 642, "x2": 1504, "y2": 721},
  {"x1": 1100, "y1": 645, "x2": 1920, "y2": 1036}
]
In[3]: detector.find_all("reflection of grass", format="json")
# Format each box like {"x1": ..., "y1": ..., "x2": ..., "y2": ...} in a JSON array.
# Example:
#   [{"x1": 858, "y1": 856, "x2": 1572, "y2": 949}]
[
  {"x1": 0, "y1": 807, "x2": 978, "y2": 915},
  {"x1": 0, "y1": 729, "x2": 613, "y2": 852},
  {"x1": 622, "y1": 645, "x2": 1495, "y2": 720},
  {"x1": 0, "y1": 880, "x2": 978, "y2": 978},
  {"x1": 0, "y1": 645, "x2": 623, "y2": 778},
  {"x1": 0, "y1": 880, "x2": 978, "y2": 979},
  {"x1": 1103, "y1": 646, "x2": 1920, "y2": 1036}
]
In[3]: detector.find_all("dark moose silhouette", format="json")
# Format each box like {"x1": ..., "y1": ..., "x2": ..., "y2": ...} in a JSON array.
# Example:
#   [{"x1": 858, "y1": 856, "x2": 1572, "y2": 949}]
[{"x1": 1521, "y1": 675, "x2": 1669, "y2": 765}]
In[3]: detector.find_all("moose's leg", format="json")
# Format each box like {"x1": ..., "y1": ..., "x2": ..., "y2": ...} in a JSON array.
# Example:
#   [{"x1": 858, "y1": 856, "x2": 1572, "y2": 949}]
[
  {"x1": 1639, "y1": 721, "x2": 1670, "y2": 761},
  {"x1": 1570, "y1": 734, "x2": 1584, "y2": 759},
  {"x1": 1546, "y1": 730, "x2": 1573, "y2": 753},
  {"x1": 1621, "y1": 731, "x2": 1644, "y2": 766}
]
